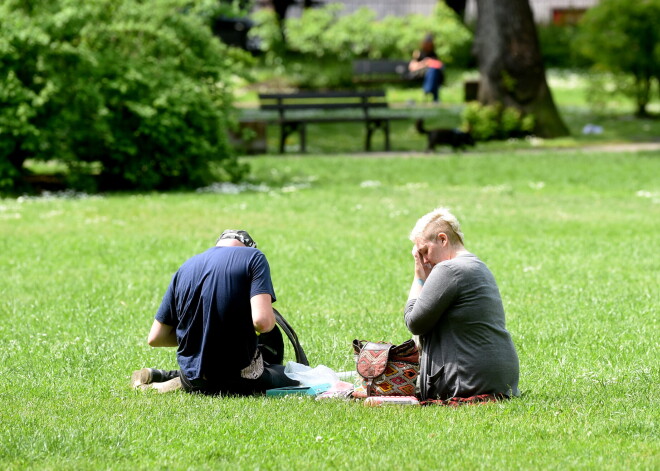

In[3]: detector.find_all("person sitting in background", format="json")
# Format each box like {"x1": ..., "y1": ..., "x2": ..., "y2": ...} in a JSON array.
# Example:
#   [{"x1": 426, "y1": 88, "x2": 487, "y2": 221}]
[
  {"x1": 404, "y1": 208, "x2": 520, "y2": 403},
  {"x1": 132, "y1": 230, "x2": 299, "y2": 395},
  {"x1": 408, "y1": 34, "x2": 445, "y2": 103}
]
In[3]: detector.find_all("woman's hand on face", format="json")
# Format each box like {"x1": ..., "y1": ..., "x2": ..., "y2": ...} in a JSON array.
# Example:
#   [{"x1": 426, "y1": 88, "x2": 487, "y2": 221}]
[{"x1": 412, "y1": 246, "x2": 432, "y2": 280}]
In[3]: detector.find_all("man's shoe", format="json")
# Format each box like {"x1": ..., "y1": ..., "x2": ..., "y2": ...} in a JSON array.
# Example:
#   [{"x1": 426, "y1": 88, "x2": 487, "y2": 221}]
[
  {"x1": 131, "y1": 368, "x2": 180, "y2": 388},
  {"x1": 151, "y1": 377, "x2": 183, "y2": 393},
  {"x1": 135, "y1": 377, "x2": 183, "y2": 394},
  {"x1": 131, "y1": 368, "x2": 154, "y2": 388}
]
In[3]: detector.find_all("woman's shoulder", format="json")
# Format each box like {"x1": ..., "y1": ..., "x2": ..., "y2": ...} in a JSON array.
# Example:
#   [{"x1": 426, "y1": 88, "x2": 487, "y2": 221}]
[
  {"x1": 441, "y1": 252, "x2": 487, "y2": 275},
  {"x1": 447, "y1": 251, "x2": 479, "y2": 264}
]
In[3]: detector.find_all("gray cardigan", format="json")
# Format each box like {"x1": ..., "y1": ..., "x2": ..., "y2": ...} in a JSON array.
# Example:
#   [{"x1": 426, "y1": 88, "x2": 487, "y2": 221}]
[{"x1": 405, "y1": 252, "x2": 520, "y2": 400}]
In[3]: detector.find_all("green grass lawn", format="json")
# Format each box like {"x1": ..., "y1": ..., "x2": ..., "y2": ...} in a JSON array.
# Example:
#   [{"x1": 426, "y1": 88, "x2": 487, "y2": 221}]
[{"x1": 2, "y1": 150, "x2": 658, "y2": 469}]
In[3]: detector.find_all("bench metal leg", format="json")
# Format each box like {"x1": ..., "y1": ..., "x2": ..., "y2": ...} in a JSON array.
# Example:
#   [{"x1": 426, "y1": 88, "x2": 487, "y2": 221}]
[
  {"x1": 365, "y1": 124, "x2": 372, "y2": 151},
  {"x1": 279, "y1": 125, "x2": 287, "y2": 154},
  {"x1": 384, "y1": 120, "x2": 390, "y2": 151},
  {"x1": 366, "y1": 120, "x2": 380, "y2": 151},
  {"x1": 300, "y1": 123, "x2": 307, "y2": 153}
]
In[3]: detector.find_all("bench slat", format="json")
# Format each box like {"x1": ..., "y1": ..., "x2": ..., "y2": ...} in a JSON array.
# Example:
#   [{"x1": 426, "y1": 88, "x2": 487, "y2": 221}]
[
  {"x1": 259, "y1": 91, "x2": 388, "y2": 111},
  {"x1": 259, "y1": 90, "x2": 386, "y2": 99},
  {"x1": 260, "y1": 102, "x2": 388, "y2": 111},
  {"x1": 273, "y1": 116, "x2": 408, "y2": 123},
  {"x1": 352, "y1": 60, "x2": 410, "y2": 76}
]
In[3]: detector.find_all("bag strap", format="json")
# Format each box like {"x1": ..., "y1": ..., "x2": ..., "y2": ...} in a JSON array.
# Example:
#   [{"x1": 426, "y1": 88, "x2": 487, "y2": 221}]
[
  {"x1": 355, "y1": 341, "x2": 393, "y2": 397},
  {"x1": 274, "y1": 309, "x2": 309, "y2": 366},
  {"x1": 389, "y1": 338, "x2": 420, "y2": 363}
]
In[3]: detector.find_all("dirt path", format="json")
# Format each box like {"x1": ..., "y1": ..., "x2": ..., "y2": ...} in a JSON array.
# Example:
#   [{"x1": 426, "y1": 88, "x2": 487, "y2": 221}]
[
  {"x1": 569, "y1": 142, "x2": 660, "y2": 153},
  {"x1": 340, "y1": 141, "x2": 660, "y2": 159}
]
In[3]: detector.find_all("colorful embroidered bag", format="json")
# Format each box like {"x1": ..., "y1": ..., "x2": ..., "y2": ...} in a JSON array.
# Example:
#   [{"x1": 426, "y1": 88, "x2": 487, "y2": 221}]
[{"x1": 352, "y1": 339, "x2": 419, "y2": 398}]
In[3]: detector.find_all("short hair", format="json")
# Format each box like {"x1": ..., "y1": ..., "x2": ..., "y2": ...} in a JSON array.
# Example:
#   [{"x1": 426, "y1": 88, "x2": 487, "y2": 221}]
[
  {"x1": 216, "y1": 229, "x2": 257, "y2": 248},
  {"x1": 409, "y1": 208, "x2": 464, "y2": 245}
]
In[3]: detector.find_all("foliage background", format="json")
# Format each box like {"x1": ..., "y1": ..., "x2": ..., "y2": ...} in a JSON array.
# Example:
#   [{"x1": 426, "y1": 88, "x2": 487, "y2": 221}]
[
  {"x1": 249, "y1": 2, "x2": 472, "y2": 89},
  {"x1": 0, "y1": 0, "x2": 250, "y2": 192},
  {"x1": 575, "y1": 0, "x2": 660, "y2": 116}
]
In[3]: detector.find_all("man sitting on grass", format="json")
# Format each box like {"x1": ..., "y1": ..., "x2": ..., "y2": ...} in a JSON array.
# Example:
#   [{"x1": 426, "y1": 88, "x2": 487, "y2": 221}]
[{"x1": 132, "y1": 230, "x2": 299, "y2": 395}]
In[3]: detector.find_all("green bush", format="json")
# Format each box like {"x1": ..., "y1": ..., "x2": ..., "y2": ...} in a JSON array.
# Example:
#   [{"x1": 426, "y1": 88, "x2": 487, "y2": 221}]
[
  {"x1": 0, "y1": 0, "x2": 250, "y2": 192},
  {"x1": 249, "y1": 3, "x2": 472, "y2": 89},
  {"x1": 461, "y1": 102, "x2": 535, "y2": 141},
  {"x1": 537, "y1": 24, "x2": 592, "y2": 69},
  {"x1": 0, "y1": 151, "x2": 21, "y2": 193},
  {"x1": 575, "y1": 0, "x2": 660, "y2": 116}
]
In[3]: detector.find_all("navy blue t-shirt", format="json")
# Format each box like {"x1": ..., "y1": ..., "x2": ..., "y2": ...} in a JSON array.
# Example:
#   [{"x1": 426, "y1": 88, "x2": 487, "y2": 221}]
[{"x1": 155, "y1": 246, "x2": 276, "y2": 382}]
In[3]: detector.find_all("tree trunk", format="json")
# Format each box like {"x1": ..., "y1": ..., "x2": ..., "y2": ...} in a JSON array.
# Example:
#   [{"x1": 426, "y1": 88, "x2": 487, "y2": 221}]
[
  {"x1": 473, "y1": 0, "x2": 569, "y2": 137},
  {"x1": 444, "y1": 0, "x2": 467, "y2": 19},
  {"x1": 634, "y1": 74, "x2": 651, "y2": 117},
  {"x1": 272, "y1": 0, "x2": 296, "y2": 42}
]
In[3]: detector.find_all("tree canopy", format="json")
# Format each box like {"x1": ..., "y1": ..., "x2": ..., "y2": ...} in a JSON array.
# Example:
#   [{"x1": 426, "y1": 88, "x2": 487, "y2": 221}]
[{"x1": 577, "y1": 0, "x2": 660, "y2": 116}]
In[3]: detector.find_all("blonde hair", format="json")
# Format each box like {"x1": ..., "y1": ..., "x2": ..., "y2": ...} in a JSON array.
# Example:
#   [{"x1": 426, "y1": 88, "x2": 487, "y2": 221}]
[{"x1": 409, "y1": 207, "x2": 465, "y2": 245}]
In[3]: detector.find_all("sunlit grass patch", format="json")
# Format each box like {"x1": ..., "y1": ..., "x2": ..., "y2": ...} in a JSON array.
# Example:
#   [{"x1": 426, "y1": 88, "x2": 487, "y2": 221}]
[{"x1": 1, "y1": 151, "x2": 658, "y2": 470}]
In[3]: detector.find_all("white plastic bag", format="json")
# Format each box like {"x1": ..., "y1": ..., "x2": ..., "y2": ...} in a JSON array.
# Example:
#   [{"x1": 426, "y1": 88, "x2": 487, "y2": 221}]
[{"x1": 284, "y1": 362, "x2": 340, "y2": 386}]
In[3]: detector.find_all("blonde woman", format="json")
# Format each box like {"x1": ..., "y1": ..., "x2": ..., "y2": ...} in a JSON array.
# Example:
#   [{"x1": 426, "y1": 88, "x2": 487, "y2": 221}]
[{"x1": 405, "y1": 208, "x2": 520, "y2": 402}]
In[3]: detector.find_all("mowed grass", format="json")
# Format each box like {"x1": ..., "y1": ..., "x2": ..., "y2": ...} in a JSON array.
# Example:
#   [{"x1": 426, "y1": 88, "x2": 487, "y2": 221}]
[{"x1": 1, "y1": 150, "x2": 658, "y2": 470}]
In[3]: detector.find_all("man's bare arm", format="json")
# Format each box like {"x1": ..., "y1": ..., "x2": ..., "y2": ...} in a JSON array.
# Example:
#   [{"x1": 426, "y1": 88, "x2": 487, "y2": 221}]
[
  {"x1": 251, "y1": 293, "x2": 276, "y2": 334},
  {"x1": 147, "y1": 319, "x2": 177, "y2": 347}
]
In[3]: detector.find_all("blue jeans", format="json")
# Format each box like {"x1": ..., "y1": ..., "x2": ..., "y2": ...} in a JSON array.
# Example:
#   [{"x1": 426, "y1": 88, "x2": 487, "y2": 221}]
[
  {"x1": 423, "y1": 67, "x2": 442, "y2": 102},
  {"x1": 179, "y1": 363, "x2": 299, "y2": 396}
]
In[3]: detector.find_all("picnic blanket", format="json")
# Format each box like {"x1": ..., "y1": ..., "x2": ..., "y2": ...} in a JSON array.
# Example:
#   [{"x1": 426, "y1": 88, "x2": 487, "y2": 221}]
[{"x1": 421, "y1": 393, "x2": 508, "y2": 407}]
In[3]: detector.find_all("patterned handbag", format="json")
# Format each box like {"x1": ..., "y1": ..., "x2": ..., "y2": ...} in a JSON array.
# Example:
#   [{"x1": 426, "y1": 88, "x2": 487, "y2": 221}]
[{"x1": 352, "y1": 339, "x2": 420, "y2": 398}]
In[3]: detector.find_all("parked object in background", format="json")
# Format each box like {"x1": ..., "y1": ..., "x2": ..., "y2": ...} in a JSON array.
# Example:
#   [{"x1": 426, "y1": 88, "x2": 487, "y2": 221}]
[
  {"x1": 211, "y1": 16, "x2": 259, "y2": 53},
  {"x1": 582, "y1": 124, "x2": 604, "y2": 135},
  {"x1": 464, "y1": 79, "x2": 479, "y2": 101},
  {"x1": 415, "y1": 119, "x2": 475, "y2": 151}
]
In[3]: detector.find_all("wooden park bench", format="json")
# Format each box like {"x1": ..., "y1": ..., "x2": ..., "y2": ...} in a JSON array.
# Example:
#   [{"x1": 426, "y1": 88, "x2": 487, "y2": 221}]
[
  {"x1": 351, "y1": 59, "x2": 415, "y2": 85},
  {"x1": 257, "y1": 90, "x2": 407, "y2": 153}
]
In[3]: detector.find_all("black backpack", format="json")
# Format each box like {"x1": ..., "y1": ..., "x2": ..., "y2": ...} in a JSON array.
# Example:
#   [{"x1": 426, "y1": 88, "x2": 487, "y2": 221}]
[{"x1": 258, "y1": 309, "x2": 309, "y2": 366}]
